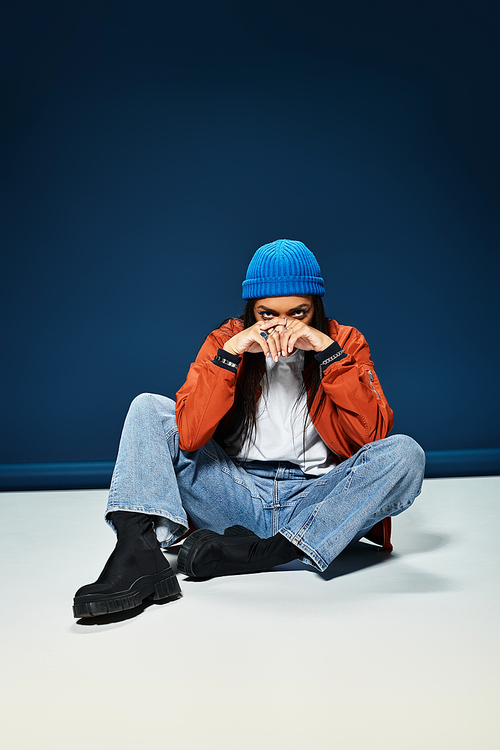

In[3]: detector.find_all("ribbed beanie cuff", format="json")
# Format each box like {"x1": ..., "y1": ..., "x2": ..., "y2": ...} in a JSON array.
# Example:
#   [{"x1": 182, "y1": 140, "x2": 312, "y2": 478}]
[{"x1": 242, "y1": 239, "x2": 325, "y2": 299}]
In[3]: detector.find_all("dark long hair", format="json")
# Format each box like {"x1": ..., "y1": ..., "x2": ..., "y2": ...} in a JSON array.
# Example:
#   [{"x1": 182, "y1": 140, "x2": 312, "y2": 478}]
[{"x1": 214, "y1": 296, "x2": 330, "y2": 452}]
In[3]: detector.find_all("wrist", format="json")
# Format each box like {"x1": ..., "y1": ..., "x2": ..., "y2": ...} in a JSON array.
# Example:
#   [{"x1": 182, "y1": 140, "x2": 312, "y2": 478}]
[
  {"x1": 223, "y1": 341, "x2": 239, "y2": 356},
  {"x1": 315, "y1": 335, "x2": 334, "y2": 352}
]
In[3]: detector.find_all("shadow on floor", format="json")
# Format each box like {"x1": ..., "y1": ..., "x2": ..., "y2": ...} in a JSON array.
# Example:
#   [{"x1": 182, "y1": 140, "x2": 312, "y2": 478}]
[
  {"x1": 279, "y1": 526, "x2": 450, "y2": 581},
  {"x1": 395, "y1": 529, "x2": 450, "y2": 555},
  {"x1": 273, "y1": 540, "x2": 393, "y2": 580},
  {"x1": 321, "y1": 542, "x2": 394, "y2": 581},
  {"x1": 277, "y1": 537, "x2": 455, "y2": 592}
]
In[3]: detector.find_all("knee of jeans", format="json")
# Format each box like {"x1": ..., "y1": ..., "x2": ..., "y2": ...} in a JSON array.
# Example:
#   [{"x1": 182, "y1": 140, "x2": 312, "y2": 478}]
[
  {"x1": 129, "y1": 392, "x2": 175, "y2": 419},
  {"x1": 387, "y1": 434, "x2": 426, "y2": 476}
]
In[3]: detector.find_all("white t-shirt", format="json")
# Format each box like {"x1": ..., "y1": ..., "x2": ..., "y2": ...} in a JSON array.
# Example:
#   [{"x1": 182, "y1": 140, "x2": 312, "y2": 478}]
[{"x1": 233, "y1": 349, "x2": 335, "y2": 475}]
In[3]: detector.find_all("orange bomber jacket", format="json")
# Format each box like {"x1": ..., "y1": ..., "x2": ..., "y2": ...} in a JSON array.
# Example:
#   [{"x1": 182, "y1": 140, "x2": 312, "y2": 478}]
[{"x1": 175, "y1": 318, "x2": 394, "y2": 461}]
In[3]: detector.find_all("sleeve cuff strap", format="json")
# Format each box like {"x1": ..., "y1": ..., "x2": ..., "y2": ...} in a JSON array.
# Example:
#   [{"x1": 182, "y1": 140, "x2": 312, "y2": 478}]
[
  {"x1": 212, "y1": 347, "x2": 242, "y2": 372},
  {"x1": 314, "y1": 341, "x2": 347, "y2": 374}
]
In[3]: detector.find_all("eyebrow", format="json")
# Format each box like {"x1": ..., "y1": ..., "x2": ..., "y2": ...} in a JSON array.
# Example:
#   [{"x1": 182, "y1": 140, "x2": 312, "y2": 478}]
[{"x1": 257, "y1": 304, "x2": 310, "y2": 314}]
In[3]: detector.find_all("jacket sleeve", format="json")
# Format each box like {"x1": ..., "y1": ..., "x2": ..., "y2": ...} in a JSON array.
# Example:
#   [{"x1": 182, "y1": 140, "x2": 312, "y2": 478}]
[
  {"x1": 175, "y1": 331, "x2": 241, "y2": 451},
  {"x1": 314, "y1": 326, "x2": 394, "y2": 450}
]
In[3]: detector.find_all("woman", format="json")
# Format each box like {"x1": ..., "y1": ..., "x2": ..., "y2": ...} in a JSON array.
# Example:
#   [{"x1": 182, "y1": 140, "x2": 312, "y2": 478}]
[{"x1": 73, "y1": 239, "x2": 425, "y2": 618}]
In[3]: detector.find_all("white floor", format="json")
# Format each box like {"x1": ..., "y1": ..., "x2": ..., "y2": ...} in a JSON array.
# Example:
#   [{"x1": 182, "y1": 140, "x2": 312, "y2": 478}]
[{"x1": 0, "y1": 476, "x2": 499, "y2": 750}]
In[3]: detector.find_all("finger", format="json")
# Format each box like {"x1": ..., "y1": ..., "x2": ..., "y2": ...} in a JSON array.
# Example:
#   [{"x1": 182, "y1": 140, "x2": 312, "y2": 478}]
[
  {"x1": 260, "y1": 340, "x2": 271, "y2": 357},
  {"x1": 281, "y1": 326, "x2": 294, "y2": 355},
  {"x1": 256, "y1": 323, "x2": 271, "y2": 356},
  {"x1": 258, "y1": 324, "x2": 275, "y2": 358},
  {"x1": 267, "y1": 322, "x2": 293, "y2": 357},
  {"x1": 260, "y1": 318, "x2": 287, "y2": 331},
  {"x1": 274, "y1": 325, "x2": 287, "y2": 356},
  {"x1": 276, "y1": 328, "x2": 290, "y2": 359},
  {"x1": 267, "y1": 328, "x2": 281, "y2": 362},
  {"x1": 287, "y1": 330, "x2": 298, "y2": 353},
  {"x1": 256, "y1": 330, "x2": 270, "y2": 356},
  {"x1": 259, "y1": 324, "x2": 275, "y2": 336},
  {"x1": 282, "y1": 318, "x2": 295, "y2": 355}
]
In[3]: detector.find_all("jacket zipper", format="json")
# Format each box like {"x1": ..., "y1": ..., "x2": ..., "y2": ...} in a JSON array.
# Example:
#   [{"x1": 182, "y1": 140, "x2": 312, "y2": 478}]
[{"x1": 368, "y1": 370, "x2": 380, "y2": 399}]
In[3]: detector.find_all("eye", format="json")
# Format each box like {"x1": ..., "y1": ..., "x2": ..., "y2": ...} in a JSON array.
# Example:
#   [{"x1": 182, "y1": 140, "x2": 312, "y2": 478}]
[
  {"x1": 292, "y1": 308, "x2": 310, "y2": 318},
  {"x1": 258, "y1": 310, "x2": 274, "y2": 319}
]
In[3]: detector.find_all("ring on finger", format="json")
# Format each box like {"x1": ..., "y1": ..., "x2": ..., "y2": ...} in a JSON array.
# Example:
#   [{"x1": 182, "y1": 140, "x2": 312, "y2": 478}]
[{"x1": 260, "y1": 331, "x2": 269, "y2": 340}]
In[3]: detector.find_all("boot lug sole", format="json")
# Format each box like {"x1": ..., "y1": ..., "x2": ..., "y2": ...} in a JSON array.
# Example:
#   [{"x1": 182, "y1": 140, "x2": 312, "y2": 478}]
[
  {"x1": 177, "y1": 530, "x2": 219, "y2": 577},
  {"x1": 73, "y1": 568, "x2": 181, "y2": 618}
]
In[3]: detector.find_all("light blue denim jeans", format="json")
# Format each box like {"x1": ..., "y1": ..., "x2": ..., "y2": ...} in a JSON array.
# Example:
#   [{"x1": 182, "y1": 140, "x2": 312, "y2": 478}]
[{"x1": 106, "y1": 393, "x2": 425, "y2": 572}]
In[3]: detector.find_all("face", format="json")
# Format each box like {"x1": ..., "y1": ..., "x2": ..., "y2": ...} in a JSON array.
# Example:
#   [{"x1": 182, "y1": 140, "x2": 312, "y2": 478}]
[{"x1": 253, "y1": 296, "x2": 315, "y2": 326}]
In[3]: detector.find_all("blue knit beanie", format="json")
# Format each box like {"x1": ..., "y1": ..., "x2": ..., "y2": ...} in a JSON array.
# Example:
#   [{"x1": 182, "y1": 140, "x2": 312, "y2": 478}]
[{"x1": 242, "y1": 239, "x2": 325, "y2": 300}]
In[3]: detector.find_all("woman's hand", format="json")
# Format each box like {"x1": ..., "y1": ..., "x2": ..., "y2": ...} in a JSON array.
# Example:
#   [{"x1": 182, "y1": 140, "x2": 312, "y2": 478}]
[
  {"x1": 224, "y1": 319, "x2": 333, "y2": 361},
  {"x1": 263, "y1": 318, "x2": 333, "y2": 359},
  {"x1": 222, "y1": 322, "x2": 275, "y2": 358}
]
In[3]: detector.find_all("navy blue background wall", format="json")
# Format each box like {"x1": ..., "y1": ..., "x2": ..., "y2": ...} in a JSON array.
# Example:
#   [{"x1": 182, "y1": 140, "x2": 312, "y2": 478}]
[{"x1": 1, "y1": 1, "x2": 499, "y2": 481}]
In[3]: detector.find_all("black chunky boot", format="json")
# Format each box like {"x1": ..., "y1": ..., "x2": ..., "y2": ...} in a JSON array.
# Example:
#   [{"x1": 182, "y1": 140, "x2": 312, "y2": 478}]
[
  {"x1": 177, "y1": 526, "x2": 299, "y2": 579},
  {"x1": 73, "y1": 511, "x2": 181, "y2": 618}
]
